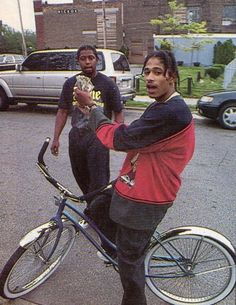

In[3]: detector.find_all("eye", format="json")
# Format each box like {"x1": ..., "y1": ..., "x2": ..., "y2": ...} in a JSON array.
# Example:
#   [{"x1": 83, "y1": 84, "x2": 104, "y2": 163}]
[{"x1": 143, "y1": 68, "x2": 150, "y2": 76}]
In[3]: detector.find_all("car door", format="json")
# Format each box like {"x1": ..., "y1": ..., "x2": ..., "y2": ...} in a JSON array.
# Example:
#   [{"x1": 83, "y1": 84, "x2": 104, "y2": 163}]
[{"x1": 11, "y1": 53, "x2": 47, "y2": 97}]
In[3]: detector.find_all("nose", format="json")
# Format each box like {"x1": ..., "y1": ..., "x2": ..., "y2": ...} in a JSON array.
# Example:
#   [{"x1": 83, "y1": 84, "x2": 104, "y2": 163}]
[{"x1": 145, "y1": 73, "x2": 155, "y2": 82}]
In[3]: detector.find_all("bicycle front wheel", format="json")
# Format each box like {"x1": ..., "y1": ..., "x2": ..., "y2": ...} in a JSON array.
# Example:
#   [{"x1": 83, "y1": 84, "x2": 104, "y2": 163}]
[
  {"x1": 0, "y1": 221, "x2": 76, "y2": 299},
  {"x1": 145, "y1": 233, "x2": 236, "y2": 305}
]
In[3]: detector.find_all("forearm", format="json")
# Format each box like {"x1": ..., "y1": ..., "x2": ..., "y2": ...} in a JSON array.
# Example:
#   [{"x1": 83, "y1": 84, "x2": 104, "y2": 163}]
[
  {"x1": 53, "y1": 108, "x2": 69, "y2": 140},
  {"x1": 88, "y1": 107, "x2": 111, "y2": 132},
  {"x1": 113, "y1": 110, "x2": 124, "y2": 123}
]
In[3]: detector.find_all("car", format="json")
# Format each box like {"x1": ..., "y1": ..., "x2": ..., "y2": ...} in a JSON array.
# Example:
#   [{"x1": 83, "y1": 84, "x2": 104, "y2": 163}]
[
  {"x1": 196, "y1": 90, "x2": 236, "y2": 130},
  {"x1": 0, "y1": 54, "x2": 25, "y2": 71},
  {"x1": 0, "y1": 49, "x2": 136, "y2": 110}
]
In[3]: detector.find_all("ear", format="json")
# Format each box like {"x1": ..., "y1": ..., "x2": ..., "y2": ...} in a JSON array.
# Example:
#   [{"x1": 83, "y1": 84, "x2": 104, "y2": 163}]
[{"x1": 167, "y1": 72, "x2": 177, "y2": 84}]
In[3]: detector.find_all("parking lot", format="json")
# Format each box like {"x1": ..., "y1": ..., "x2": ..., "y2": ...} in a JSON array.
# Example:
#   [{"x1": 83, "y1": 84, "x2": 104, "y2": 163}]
[{"x1": 0, "y1": 105, "x2": 235, "y2": 305}]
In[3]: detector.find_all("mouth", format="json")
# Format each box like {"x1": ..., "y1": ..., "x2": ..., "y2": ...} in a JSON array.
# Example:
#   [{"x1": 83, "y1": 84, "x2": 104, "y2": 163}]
[
  {"x1": 83, "y1": 67, "x2": 93, "y2": 73},
  {"x1": 146, "y1": 84, "x2": 157, "y2": 94}
]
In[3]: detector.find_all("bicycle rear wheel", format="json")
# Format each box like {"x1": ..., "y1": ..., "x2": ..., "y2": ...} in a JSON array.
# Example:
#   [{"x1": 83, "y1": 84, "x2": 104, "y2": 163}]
[
  {"x1": 145, "y1": 233, "x2": 236, "y2": 305},
  {"x1": 0, "y1": 221, "x2": 76, "y2": 299}
]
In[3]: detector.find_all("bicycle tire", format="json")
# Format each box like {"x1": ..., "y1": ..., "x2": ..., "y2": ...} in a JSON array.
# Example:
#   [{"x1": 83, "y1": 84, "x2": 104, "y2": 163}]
[
  {"x1": 0, "y1": 221, "x2": 76, "y2": 299},
  {"x1": 145, "y1": 231, "x2": 236, "y2": 305}
]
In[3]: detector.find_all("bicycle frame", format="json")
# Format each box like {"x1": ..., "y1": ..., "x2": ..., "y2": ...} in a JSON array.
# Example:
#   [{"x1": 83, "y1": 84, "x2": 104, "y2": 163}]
[
  {"x1": 35, "y1": 138, "x2": 236, "y2": 280},
  {"x1": 37, "y1": 137, "x2": 118, "y2": 267}
]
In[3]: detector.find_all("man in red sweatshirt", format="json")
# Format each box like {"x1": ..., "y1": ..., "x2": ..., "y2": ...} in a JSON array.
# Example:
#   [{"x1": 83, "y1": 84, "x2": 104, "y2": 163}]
[{"x1": 74, "y1": 50, "x2": 195, "y2": 305}]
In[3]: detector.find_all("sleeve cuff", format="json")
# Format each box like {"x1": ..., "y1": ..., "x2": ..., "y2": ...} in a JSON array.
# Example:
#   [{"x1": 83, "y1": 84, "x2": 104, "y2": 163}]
[{"x1": 88, "y1": 108, "x2": 111, "y2": 132}]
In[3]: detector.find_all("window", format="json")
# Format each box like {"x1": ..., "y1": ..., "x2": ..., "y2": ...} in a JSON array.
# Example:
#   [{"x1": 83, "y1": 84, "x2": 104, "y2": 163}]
[
  {"x1": 187, "y1": 7, "x2": 201, "y2": 23},
  {"x1": 223, "y1": 5, "x2": 236, "y2": 25},
  {"x1": 47, "y1": 52, "x2": 75, "y2": 71},
  {"x1": 23, "y1": 53, "x2": 48, "y2": 71},
  {"x1": 111, "y1": 53, "x2": 130, "y2": 71}
]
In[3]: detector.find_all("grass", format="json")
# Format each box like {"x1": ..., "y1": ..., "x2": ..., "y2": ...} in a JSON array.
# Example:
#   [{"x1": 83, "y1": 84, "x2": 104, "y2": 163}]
[{"x1": 136, "y1": 66, "x2": 224, "y2": 98}]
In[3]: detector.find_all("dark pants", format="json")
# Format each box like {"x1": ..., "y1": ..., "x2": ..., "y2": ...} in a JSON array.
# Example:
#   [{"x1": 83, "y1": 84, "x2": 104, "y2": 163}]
[
  {"x1": 88, "y1": 192, "x2": 168, "y2": 305},
  {"x1": 117, "y1": 224, "x2": 157, "y2": 305},
  {"x1": 69, "y1": 127, "x2": 110, "y2": 203}
]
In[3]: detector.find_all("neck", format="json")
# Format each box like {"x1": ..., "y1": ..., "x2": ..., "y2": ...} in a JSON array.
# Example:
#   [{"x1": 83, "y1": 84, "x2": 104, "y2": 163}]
[{"x1": 156, "y1": 90, "x2": 177, "y2": 103}]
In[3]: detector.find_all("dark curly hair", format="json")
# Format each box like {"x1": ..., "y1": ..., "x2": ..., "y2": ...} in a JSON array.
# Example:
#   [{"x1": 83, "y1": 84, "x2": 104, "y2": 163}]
[{"x1": 77, "y1": 45, "x2": 99, "y2": 60}]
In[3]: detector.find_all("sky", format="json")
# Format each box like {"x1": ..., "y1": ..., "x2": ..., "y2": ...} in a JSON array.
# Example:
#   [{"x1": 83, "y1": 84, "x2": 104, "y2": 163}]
[{"x1": 0, "y1": 0, "x2": 74, "y2": 32}]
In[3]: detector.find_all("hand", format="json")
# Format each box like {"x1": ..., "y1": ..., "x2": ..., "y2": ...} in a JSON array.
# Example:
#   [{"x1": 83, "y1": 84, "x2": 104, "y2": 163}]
[
  {"x1": 51, "y1": 139, "x2": 59, "y2": 156},
  {"x1": 73, "y1": 87, "x2": 93, "y2": 107}
]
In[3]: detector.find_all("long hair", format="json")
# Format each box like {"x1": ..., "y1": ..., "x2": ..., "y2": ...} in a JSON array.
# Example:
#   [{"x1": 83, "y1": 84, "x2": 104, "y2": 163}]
[{"x1": 142, "y1": 50, "x2": 180, "y2": 89}]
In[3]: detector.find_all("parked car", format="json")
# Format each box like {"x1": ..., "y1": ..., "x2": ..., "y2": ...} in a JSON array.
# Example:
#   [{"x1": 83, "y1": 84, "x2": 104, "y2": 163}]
[
  {"x1": 0, "y1": 49, "x2": 136, "y2": 110},
  {"x1": 0, "y1": 54, "x2": 25, "y2": 71},
  {"x1": 196, "y1": 90, "x2": 236, "y2": 130}
]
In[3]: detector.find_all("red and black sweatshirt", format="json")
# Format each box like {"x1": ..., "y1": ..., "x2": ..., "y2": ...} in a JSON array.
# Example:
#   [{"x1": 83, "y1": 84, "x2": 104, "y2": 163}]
[{"x1": 88, "y1": 94, "x2": 195, "y2": 205}]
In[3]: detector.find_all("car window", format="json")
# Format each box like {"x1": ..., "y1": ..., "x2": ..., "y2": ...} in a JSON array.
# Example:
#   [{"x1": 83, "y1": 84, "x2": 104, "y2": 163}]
[
  {"x1": 74, "y1": 51, "x2": 104, "y2": 71},
  {"x1": 23, "y1": 53, "x2": 48, "y2": 71},
  {"x1": 47, "y1": 52, "x2": 75, "y2": 71},
  {"x1": 0, "y1": 56, "x2": 4, "y2": 63},
  {"x1": 15, "y1": 55, "x2": 24, "y2": 63},
  {"x1": 111, "y1": 53, "x2": 130, "y2": 71},
  {"x1": 5, "y1": 56, "x2": 14, "y2": 63}
]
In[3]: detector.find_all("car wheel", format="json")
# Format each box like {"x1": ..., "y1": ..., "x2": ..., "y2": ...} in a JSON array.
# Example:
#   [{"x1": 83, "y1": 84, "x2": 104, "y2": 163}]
[
  {"x1": 0, "y1": 88, "x2": 9, "y2": 111},
  {"x1": 218, "y1": 103, "x2": 236, "y2": 130}
]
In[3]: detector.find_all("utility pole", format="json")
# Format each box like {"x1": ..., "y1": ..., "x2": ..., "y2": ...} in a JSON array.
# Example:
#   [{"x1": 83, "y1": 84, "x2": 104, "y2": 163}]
[
  {"x1": 17, "y1": 0, "x2": 27, "y2": 56},
  {"x1": 102, "y1": 0, "x2": 107, "y2": 49}
]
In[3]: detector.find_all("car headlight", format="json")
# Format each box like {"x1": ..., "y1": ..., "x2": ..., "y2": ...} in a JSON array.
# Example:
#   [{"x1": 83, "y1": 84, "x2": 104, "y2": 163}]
[{"x1": 200, "y1": 96, "x2": 214, "y2": 102}]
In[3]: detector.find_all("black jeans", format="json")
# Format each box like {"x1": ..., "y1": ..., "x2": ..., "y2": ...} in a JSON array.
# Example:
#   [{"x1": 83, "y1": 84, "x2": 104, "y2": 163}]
[
  {"x1": 69, "y1": 127, "x2": 110, "y2": 204},
  {"x1": 88, "y1": 192, "x2": 168, "y2": 305}
]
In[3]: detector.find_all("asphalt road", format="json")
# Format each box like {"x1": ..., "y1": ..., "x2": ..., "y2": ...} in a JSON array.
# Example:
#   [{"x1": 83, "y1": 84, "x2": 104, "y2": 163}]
[{"x1": 0, "y1": 104, "x2": 235, "y2": 305}]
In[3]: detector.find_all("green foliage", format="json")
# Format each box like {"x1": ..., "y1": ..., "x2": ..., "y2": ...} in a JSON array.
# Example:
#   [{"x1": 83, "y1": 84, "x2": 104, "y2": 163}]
[
  {"x1": 0, "y1": 24, "x2": 36, "y2": 55},
  {"x1": 212, "y1": 64, "x2": 225, "y2": 73},
  {"x1": 150, "y1": 0, "x2": 185, "y2": 35},
  {"x1": 182, "y1": 21, "x2": 208, "y2": 34},
  {"x1": 205, "y1": 67, "x2": 222, "y2": 79},
  {"x1": 136, "y1": 66, "x2": 224, "y2": 98},
  {"x1": 160, "y1": 38, "x2": 173, "y2": 51},
  {"x1": 213, "y1": 39, "x2": 236, "y2": 65}
]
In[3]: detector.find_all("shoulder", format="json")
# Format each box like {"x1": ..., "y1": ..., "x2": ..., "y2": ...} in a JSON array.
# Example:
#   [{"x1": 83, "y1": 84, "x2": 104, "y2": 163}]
[
  {"x1": 64, "y1": 75, "x2": 77, "y2": 88},
  {"x1": 94, "y1": 72, "x2": 113, "y2": 84}
]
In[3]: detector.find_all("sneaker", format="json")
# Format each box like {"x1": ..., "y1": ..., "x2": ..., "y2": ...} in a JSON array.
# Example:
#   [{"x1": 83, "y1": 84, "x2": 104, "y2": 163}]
[{"x1": 79, "y1": 219, "x2": 89, "y2": 229}]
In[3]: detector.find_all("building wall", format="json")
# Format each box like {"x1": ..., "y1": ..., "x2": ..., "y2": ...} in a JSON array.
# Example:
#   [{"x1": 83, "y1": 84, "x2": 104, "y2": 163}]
[
  {"x1": 154, "y1": 34, "x2": 236, "y2": 66},
  {"x1": 33, "y1": 0, "x2": 236, "y2": 64}
]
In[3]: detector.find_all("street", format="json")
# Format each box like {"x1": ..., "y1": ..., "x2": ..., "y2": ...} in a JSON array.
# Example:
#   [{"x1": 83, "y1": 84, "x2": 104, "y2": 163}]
[{"x1": 0, "y1": 104, "x2": 236, "y2": 305}]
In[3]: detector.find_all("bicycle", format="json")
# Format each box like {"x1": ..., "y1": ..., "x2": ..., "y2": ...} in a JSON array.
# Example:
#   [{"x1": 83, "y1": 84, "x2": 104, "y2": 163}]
[{"x1": 0, "y1": 137, "x2": 235, "y2": 305}]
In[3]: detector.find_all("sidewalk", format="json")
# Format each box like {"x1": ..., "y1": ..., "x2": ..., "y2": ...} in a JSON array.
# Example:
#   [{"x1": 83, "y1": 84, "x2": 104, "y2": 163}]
[{"x1": 134, "y1": 95, "x2": 198, "y2": 106}]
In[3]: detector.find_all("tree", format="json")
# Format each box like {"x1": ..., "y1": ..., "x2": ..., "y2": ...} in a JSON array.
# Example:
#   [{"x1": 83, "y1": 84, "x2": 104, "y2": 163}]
[
  {"x1": 0, "y1": 24, "x2": 36, "y2": 54},
  {"x1": 150, "y1": 0, "x2": 212, "y2": 66},
  {"x1": 182, "y1": 21, "x2": 212, "y2": 65},
  {"x1": 150, "y1": 0, "x2": 184, "y2": 35},
  {"x1": 213, "y1": 39, "x2": 236, "y2": 65}
]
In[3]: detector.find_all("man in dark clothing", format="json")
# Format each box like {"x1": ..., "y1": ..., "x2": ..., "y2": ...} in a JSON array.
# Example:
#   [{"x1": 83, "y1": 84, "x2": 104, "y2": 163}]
[
  {"x1": 51, "y1": 45, "x2": 124, "y2": 203},
  {"x1": 74, "y1": 50, "x2": 195, "y2": 305}
]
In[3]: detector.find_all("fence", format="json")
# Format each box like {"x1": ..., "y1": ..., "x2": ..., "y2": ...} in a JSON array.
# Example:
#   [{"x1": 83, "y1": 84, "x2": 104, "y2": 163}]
[{"x1": 223, "y1": 58, "x2": 236, "y2": 89}]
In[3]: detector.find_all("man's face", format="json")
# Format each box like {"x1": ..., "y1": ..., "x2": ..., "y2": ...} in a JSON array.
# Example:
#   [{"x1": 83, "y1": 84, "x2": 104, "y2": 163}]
[
  {"x1": 143, "y1": 57, "x2": 175, "y2": 101},
  {"x1": 78, "y1": 49, "x2": 98, "y2": 77}
]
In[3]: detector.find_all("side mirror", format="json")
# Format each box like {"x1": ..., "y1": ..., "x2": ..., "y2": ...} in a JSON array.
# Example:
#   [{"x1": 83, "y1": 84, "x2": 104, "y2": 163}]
[{"x1": 15, "y1": 64, "x2": 22, "y2": 72}]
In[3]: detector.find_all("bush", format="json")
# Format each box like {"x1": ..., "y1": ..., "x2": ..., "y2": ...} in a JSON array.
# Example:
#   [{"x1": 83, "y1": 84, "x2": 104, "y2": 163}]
[
  {"x1": 213, "y1": 39, "x2": 236, "y2": 65},
  {"x1": 205, "y1": 67, "x2": 222, "y2": 79},
  {"x1": 213, "y1": 64, "x2": 225, "y2": 73}
]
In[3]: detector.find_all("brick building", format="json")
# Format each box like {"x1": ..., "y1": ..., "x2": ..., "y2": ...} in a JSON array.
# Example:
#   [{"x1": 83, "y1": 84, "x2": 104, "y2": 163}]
[{"x1": 33, "y1": 0, "x2": 236, "y2": 63}]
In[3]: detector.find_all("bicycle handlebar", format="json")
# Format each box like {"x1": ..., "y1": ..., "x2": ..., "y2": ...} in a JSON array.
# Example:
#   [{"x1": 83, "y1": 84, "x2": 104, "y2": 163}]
[
  {"x1": 38, "y1": 137, "x2": 50, "y2": 166},
  {"x1": 37, "y1": 138, "x2": 115, "y2": 203}
]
